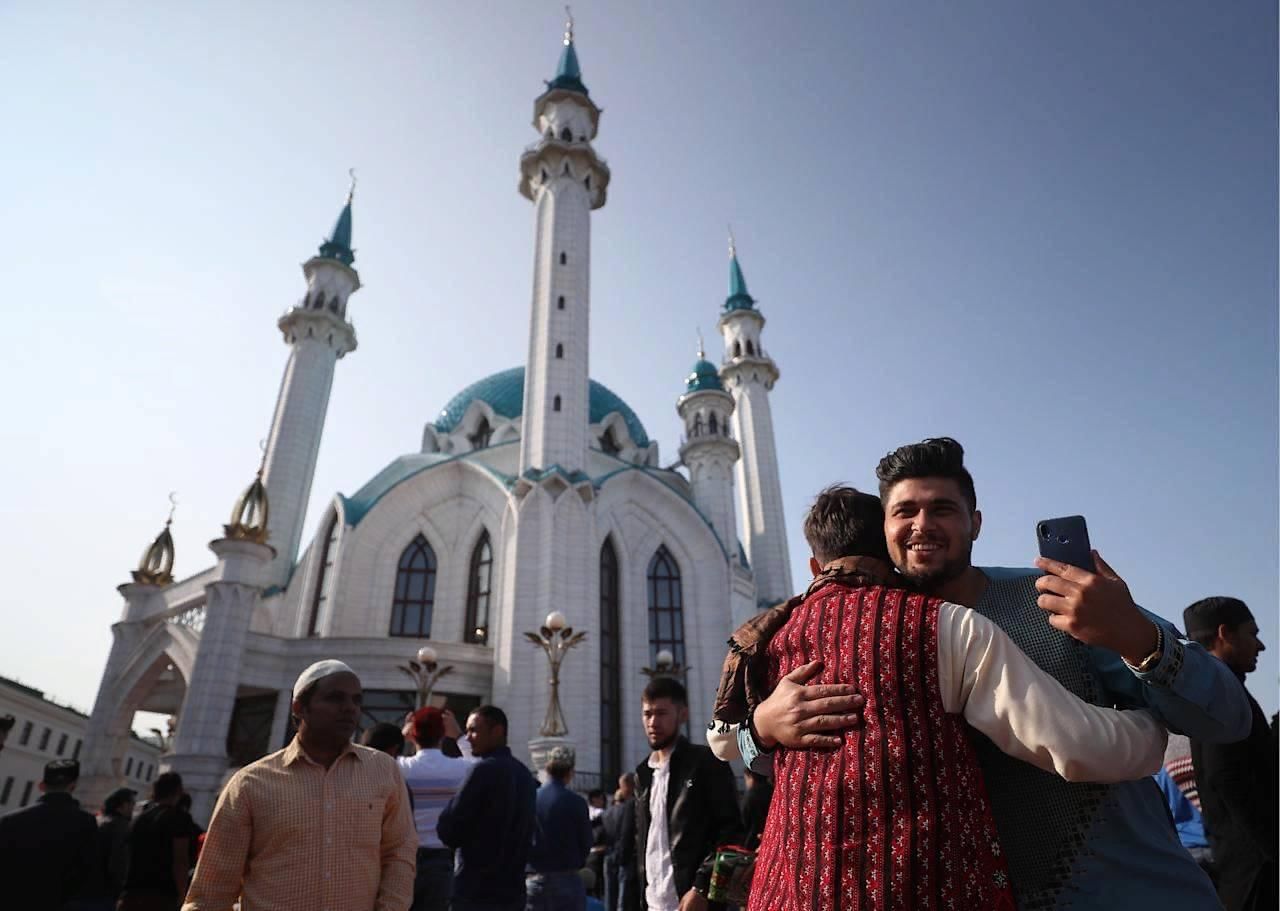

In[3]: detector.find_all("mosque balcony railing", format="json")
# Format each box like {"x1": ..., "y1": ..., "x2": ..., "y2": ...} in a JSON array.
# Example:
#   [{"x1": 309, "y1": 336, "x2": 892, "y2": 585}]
[
  {"x1": 521, "y1": 140, "x2": 610, "y2": 169},
  {"x1": 167, "y1": 605, "x2": 206, "y2": 634}
]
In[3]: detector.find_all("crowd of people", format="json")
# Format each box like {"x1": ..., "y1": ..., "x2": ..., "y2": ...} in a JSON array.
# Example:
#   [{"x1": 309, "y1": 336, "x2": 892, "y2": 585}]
[{"x1": 0, "y1": 436, "x2": 1274, "y2": 911}]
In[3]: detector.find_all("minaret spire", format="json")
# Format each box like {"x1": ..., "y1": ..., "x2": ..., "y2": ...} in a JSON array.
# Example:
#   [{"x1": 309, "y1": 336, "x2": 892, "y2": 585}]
[
  {"x1": 717, "y1": 233, "x2": 792, "y2": 605},
  {"x1": 517, "y1": 15, "x2": 610, "y2": 474},
  {"x1": 259, "y1": 175, "x2": 360, "y2": 586}
]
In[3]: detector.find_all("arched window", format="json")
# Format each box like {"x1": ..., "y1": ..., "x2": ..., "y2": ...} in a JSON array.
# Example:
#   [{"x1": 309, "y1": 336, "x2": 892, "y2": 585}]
[
  {"x1": 559, "y1": 252, "x2": 567, "y2": 265},
  {"x1": 708, "y1": 413, "x2": 718, "y2": 435},
  {"x1": 464, "y1": 531, "x2": 493, "y2": 644},
  {"x1": 557, "y1": 295, "x2": 565, "y2": 310},
  {"x1": 746, "y1": 340, "x2": 755, "y2": 356},
  {"x1": 693, "y1": 414, "x2": 703, "y2": 437},
  {"x1": 555, "y1": 343, "x2": 564, "y2": 359},
  {"x1": 389, "y1": 535, "x2": 437, "y2": 637},
  {"x1": 599, "y1": 539, "x2": 622, "y2": 784},
  {"x1": 307, "y1": 514, "x2": 339, "y2": 636},
  {"x1": 733, "y1": 341, "x2": 742, "y2": 358},
  {"x1": 647, "y1": 546, "x2": 685, "y2": 668},
  {"x1": 553, "y1": 395, "x2": 561, "y2": 412},
  {"x1": 313, "y1": 292, "x2": 325, "y2": 311},
  {"x1": 560, "y1": 127, "x2": 572, "y2": 141},
  {"x1": 600, "y1": 427, "x2": 621, "y2": 456},
  {"x1": 468, "y1": 417, "x2": 492, "y2": 450}
]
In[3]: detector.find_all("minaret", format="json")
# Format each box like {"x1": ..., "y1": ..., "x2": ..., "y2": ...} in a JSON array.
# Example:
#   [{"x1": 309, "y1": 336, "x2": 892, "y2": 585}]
[
  {"x1": 719, "y1": 233, "x2": 793, "y2": 604},
  {"x1": 260, "y1": 175, "x2": 360, "y2": 586},
  {"x1": 167, "y1": 468, "x2": 274, "y2": 822},
  {"x1": 517, "y1": 11, "x2": 610, "y2": 474},
  {"x1": 678, "y1": 335, "x2": 741, "y2": 560}
]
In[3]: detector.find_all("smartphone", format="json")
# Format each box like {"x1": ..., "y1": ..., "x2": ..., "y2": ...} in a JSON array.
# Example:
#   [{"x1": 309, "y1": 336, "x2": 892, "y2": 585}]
[{"x1": 1036, "y1": 515, "x2": 1093, "y2": 572}]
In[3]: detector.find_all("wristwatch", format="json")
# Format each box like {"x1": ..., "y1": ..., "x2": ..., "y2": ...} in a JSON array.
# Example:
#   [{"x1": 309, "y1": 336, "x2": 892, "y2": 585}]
[{"x1": 1125, "y1": 623, "x2": 1164, "y2": 673}]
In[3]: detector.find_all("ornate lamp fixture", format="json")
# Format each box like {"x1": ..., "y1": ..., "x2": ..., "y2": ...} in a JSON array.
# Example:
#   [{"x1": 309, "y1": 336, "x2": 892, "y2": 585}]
[
  {"x1": 398, "y1": 645, "x2": 455, "y2": 710},
  {"x1": 523, "y1": 611, "x2": 587, "y2": 737},
  {"x1": 640, "y1": 648, "x2": 687, "y2": 680}
]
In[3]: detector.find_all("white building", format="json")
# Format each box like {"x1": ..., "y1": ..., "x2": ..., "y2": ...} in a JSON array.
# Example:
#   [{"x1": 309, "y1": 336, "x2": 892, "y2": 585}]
[
  {"x1": 0, "y1": 676, "x2": 161, "y2": 815},
  {"x1": 78, "y1": 20, "x2": 793, "y2": 822}
]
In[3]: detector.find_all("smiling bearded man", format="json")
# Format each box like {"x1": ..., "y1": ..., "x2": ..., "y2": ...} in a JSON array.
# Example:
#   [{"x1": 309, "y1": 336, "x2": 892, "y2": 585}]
[{"x1": 183, "y1": 659, "x2": 417, "y2": 911}]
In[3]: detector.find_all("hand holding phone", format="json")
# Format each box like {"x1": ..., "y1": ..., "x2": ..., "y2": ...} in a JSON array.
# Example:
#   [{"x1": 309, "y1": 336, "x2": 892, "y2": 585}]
[{"x1": 1036, "y1": 516, "x2": 1093, "y2": 572}]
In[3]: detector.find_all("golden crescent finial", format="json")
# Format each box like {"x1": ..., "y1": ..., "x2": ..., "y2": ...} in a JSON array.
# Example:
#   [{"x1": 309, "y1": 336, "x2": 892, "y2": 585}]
[
  {"x1": 346, "y1": 168, "x2": 357, "y2": 204},
  {"x1": 166, "y1": 491, "x2": 178, "y2": 526},
  {"x1": 258, "y1": 438, "x2": 268, "y2": 475},
  {"x1": 696, "y1": 328, "x2": 705, "y2": 361},
  {"x1": 564, "y1": 5, "x2": 574, "y2": 45},
  {"x1": 728, "y1": 224, "x2": 737, "y2": 259}
]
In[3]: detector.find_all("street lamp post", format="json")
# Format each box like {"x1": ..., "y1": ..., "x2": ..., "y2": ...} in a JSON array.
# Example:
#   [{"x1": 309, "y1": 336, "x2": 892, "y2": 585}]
[
  {"x1": 398, "y1": 645, "x2": 455, "y2": 709},
  {"x1": 523, "y1": 611, "x2": 587, "y2": 737}
]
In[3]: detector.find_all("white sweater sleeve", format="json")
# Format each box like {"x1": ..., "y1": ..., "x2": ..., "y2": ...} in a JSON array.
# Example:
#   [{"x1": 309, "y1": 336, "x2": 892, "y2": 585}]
[{"x1": 936, "y1": 602, "x2": 1166, "y2": 783}]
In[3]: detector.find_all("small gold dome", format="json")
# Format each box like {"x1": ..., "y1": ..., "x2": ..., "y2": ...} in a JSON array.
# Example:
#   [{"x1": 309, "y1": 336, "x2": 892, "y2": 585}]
[
  {"x1": 225, "y1": 473, "x2": 270, "y2": 545},
  {"x1": 133, "y1": 522, "x2": 175, "y2": 586}
]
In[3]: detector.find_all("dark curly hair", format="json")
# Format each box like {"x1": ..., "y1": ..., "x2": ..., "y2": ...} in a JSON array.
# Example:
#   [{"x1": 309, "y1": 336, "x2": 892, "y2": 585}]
[{"x1": 875, "y1": 437, "x2": 976, "y2": 511}]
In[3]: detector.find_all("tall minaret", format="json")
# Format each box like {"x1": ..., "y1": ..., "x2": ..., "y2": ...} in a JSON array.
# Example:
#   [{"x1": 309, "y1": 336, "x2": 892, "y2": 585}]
[
  {"x1": 677, "y1": 336, "x2": 741, "y2": 561},
  {"x1": 719, "y1": 233, "x2": 793, "y2": 604},
  {"x1": 517, "y1": 11, "x2": 610, "y2": 474},
  {"x1": 260, "y1": 176, "x2": 360, "y2": 586}
]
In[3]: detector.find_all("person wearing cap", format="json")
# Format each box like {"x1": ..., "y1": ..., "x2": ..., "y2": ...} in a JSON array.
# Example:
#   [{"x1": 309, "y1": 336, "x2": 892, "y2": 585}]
[
  {"x1": 398, "y1": 706, "x2": 475, "y2": 911},
  {"x1": 90, "y1": 786, "x2": 137, "y2": 909},
  {"x1": 182, "y1": 659, "x2": 416, "y2": 911},
  {"x1": 1184, "y1": 597, "x2": 1276, "y2": 911},
  {"x1": 0, "y1": 758, "x2": 99, "y2": 911},
  {"x1": 526, "y1": 745, "x2": 593, "y2": 911},
  {"x1": 438, "y1": 704, "x2": 538, "y2": 911}
]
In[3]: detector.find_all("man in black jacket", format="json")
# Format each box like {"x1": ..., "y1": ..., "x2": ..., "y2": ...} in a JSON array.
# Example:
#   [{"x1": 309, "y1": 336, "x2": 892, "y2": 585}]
[
  {"x1": 438, "y1": 704, "x2": 537, "y2": 911},
  {"x1": 601, "y1": 773, "x2": 638, "y2": 911},
  {"x1": 0, "y1": 759, "x2": 99, "y2": 911},
  {"x1": 1185, "y1": 597, "x2": 1276, "y2": 911},
  {"x1": 634, "y1": 677, "x2": 741, "y2": 911}
]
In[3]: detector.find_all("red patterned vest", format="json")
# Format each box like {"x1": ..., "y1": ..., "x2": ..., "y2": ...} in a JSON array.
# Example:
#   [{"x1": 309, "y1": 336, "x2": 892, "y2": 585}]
[{"x1": 748, "y1": 583, "x2": 1016, "y2": 911}]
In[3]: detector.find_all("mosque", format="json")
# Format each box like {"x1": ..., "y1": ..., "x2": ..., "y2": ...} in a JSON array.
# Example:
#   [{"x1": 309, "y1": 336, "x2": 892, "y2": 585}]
[{"x1": 78, "y1": 19, "x2": 794, "y2": 820}]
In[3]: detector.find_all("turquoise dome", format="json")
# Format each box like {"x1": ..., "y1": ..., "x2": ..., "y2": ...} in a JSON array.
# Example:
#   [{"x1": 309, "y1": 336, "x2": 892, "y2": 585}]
[
  {"x1": 434, "y1": 367, "x2": 650, "y2": 448},
  {"x1": 685, "y1": 358, "x2": 723, "y2": 392}
]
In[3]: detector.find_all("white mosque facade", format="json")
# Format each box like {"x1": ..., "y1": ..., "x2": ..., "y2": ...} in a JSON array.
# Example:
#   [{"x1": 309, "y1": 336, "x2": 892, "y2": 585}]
[{"x1": 79, "y1": 24, "x2": 794, "y2": 820}]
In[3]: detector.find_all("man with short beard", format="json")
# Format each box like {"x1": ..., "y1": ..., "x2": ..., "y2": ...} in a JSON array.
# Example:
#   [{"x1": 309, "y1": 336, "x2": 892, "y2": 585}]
[
  {"x1": 634, "y1": 677, "x2": 740, "y2": 911},
  {"x1": 715, "y1": 438, "x2": 1251, "y2": 911}
]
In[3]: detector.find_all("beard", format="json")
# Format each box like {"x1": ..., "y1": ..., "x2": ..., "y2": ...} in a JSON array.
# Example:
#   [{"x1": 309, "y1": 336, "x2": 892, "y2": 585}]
[
  {"x1": 896, "y1": 542, "x2": 973, "y2": 594},
  {"x1": 646, "y1": 730, "x2": 679, "y2": 752}
]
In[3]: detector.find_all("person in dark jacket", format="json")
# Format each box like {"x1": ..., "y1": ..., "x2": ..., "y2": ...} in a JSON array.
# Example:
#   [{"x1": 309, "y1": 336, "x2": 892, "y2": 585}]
[
  {"x1": 86, "y1": 787, "x2": 137, "y2": 910},
  {"x1": 0, "y1": 759, "x2": 99, "y2": 911},
  {"x1": 601, "y1": 773, "x2": 638, "y2": 911},
  {"x1": 526, "y1": 745, "x2": 593, "y2": 911},
  {"x1": 438, "y1": 704, "x2": 538, "y2": 911},
  {"x1": 634, "y1": 677, "x2": 741, "y2": 911},
  {"x1": 119, "y1": 771, "x2": 190, "y2": 911},
  {"x1": 1185, "y1": 597, "x2": 1277, "y2": 911}
]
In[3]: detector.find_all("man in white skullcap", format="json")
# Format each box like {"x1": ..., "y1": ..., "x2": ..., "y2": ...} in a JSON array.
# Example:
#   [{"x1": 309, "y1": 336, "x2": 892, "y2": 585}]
[
  {"x1": 183, "y1": 659, "x2": 417, "y2": 911},
  {"x1": 525, "y1": 744, "x2": 593, "y2": 911}
]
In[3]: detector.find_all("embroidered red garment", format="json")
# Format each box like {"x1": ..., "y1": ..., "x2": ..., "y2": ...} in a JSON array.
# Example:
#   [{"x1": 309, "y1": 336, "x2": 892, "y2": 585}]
[{"x1": 749, "y1": 583, "x2": 1016, "y2": 911}]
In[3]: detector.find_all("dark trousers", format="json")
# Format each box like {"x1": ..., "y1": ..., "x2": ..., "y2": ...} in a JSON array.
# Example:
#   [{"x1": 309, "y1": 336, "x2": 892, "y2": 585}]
[
  {"x1": 410, "y1": 847, "x2": 454, "y2": 911},
  {"x1": 525, "y1": 871, "x2": 586, "y2": 911},
  {"x1": 451, "y1": 900, "x2": 525, "y2": 911},
  {"x1": 603, "y1": 857, "x2": 637, "y2": 911}
]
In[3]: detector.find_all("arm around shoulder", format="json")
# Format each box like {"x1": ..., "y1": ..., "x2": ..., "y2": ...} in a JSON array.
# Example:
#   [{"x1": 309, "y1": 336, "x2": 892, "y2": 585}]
[{"x1": 941, "y1": 603, "x2": 1167, "y2": 782}]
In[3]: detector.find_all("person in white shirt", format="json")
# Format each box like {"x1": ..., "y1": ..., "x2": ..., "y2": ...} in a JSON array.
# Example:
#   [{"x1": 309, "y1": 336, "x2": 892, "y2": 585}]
[{"x1": 398, "y1": 706, "x2": 475, "y2": 911}]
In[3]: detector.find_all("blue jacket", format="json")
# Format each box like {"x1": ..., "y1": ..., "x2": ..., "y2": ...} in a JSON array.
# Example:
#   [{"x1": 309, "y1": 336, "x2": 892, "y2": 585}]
[
  {"x1": 1154, "y1": 767, "x2": 1209, "y2": 850},
  {"x1": 528, "y1": 778, "x2": 592, "y2": 873},
  {"x1": 438, "y1": 746, "x2": 537, "y2": 904}
]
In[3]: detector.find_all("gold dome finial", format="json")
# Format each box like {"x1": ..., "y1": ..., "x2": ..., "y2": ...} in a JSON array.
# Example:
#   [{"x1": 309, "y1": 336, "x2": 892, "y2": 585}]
[
  {"x1": 225, "y1": 446, "x2": 270, "y2": 544},
  {"x1": 346, "y1": 167, "x2": 356, "y2": 204},
  {"x1": 728, "y1": 224, "x2": 737, "y2": 259},
  {"x1": 133, "y1": 493, "x2": 177, "y2": 585},
  {"x1": 564, "y1": 5, "x2": 574, "y2": 45},
  {"x1": 696, "y1": 328, "x2": 705, "y2": 361}
]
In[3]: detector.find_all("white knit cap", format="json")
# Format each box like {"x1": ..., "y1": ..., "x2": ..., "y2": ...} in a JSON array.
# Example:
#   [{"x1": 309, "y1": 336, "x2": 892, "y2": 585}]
[{"x1": 292, "y1": 659, "x2": 358, "y2": 700}]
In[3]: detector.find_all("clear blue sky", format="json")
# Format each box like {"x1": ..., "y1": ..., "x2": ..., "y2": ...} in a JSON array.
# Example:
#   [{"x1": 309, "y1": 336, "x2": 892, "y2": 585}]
[{"x1": 1, "y1": 1, "x2": 1275, "y2": 721}]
